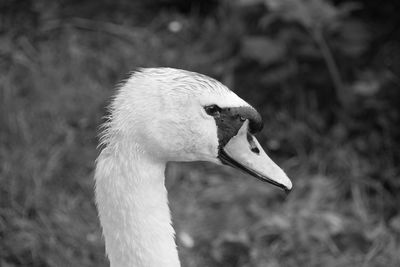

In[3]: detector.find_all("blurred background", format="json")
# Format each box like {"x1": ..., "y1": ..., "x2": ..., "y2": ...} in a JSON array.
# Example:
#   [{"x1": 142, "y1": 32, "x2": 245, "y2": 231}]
[{"x1": 1, "y1": 0, "x2": 400, "y2": 266}]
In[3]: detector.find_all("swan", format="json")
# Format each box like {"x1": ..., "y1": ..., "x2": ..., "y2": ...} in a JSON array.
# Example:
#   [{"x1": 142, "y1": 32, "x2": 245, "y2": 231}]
[{"x1": 94, "y1": 67, "x2": 292, "y2": 267}]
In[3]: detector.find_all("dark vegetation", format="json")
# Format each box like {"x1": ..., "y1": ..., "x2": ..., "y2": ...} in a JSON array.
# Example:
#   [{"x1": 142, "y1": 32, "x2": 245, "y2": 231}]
[{"x1": 1, "y1": 0, "x2": 399, "y2": 266}]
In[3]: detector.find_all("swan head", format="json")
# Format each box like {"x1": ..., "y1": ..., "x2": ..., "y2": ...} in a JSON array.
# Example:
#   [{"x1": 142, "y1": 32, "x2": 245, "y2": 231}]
[{"x1": 102, "y1": 68, "x2": 292, "y2": 191}]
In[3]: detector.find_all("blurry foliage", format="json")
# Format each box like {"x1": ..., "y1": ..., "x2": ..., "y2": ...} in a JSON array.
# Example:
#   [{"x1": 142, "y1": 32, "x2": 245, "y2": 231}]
[
  {"x1": 231, "y1": 0, "x2": 400, "y2": 199},
  {"x1": 1, "y1": 0, "x2": 400, "y2": 266},
  {"x1": 237, "y1": 0, "x2": 368, "y2": 108}
]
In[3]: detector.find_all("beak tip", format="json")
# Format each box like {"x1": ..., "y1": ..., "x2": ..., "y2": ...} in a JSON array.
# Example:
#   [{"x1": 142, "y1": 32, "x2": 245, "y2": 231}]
[{"x1": 281, "y1": 177, "x2": 292, "y2": 194}]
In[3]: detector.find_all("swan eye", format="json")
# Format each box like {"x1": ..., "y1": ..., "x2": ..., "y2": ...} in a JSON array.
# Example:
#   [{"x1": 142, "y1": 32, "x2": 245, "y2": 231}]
[{"x1": 204, "y1": 105, "x2": 221, "y2": 117}]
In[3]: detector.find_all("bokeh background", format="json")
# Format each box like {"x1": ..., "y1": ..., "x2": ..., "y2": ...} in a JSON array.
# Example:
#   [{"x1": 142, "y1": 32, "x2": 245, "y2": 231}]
[{"x1": 1, "y1": 0, "x2": 400, "y2": 266}]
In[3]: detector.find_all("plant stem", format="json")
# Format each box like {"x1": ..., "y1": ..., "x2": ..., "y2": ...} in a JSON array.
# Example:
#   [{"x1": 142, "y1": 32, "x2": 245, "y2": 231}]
[{"x1": 314, "y1": 30, "x2": 350, "y2": 108}]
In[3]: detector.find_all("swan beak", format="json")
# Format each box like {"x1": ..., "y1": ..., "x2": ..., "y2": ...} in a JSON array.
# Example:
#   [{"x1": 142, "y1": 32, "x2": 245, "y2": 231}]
[{"x1": 218, "y1": 120, "x2": 292, "y2": 192}]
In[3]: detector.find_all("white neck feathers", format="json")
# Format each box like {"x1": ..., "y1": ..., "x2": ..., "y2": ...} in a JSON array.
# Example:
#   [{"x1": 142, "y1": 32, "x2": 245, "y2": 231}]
[{"x1": 95, "y1": 143, "x2": 180, "y2": 267}]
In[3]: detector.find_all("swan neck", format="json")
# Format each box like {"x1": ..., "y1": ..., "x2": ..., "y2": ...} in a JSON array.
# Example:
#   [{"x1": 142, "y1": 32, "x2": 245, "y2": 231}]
[{"x1": 95, "y1": 145, "x2": 180, "y2": 267}]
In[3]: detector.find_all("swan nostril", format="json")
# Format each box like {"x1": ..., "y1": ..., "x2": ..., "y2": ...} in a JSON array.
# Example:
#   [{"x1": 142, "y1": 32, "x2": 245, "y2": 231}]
[
  {"x1": 247, "y1": 132, "x2": 260, "y2": 154},
  {"x1": 251, "y1": 146, "x2": 260, "y2": 154}
]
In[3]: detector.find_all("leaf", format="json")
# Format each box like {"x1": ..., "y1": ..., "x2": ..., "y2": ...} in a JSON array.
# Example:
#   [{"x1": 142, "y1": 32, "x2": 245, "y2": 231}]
[
  {"x1": 264, "y1": 0, "x2": 361, "y2": 31},
  {"x1": 178, "y1": 231, "x2": 195, "y2": 248},
  {"x1": 241, "y1": 37, "x2": 285, "y2": 65},
  {"x1": 351, "y1": 71, "x2": 384, "y2": 96},
  {"x1": 233, "y1": 0, "x2": 265, "y2": 7},
  {"x1": 331, "y1": 19, "x2": 370, "y2": 57},
  {"x1": 389, "y1": 215, "x2": 400, "y2": 234}
]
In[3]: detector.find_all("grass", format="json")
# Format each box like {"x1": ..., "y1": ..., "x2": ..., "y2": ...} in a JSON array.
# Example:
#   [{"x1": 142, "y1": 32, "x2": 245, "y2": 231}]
[{"x1": 1, "y1": 10, "x2": 399, "y2": 267}]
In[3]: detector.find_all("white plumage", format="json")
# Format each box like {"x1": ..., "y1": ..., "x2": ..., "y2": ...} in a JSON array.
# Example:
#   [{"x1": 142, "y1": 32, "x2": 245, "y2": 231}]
[{"x1": 95, "y1": 68, "x2": 292, "y2": 267}]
